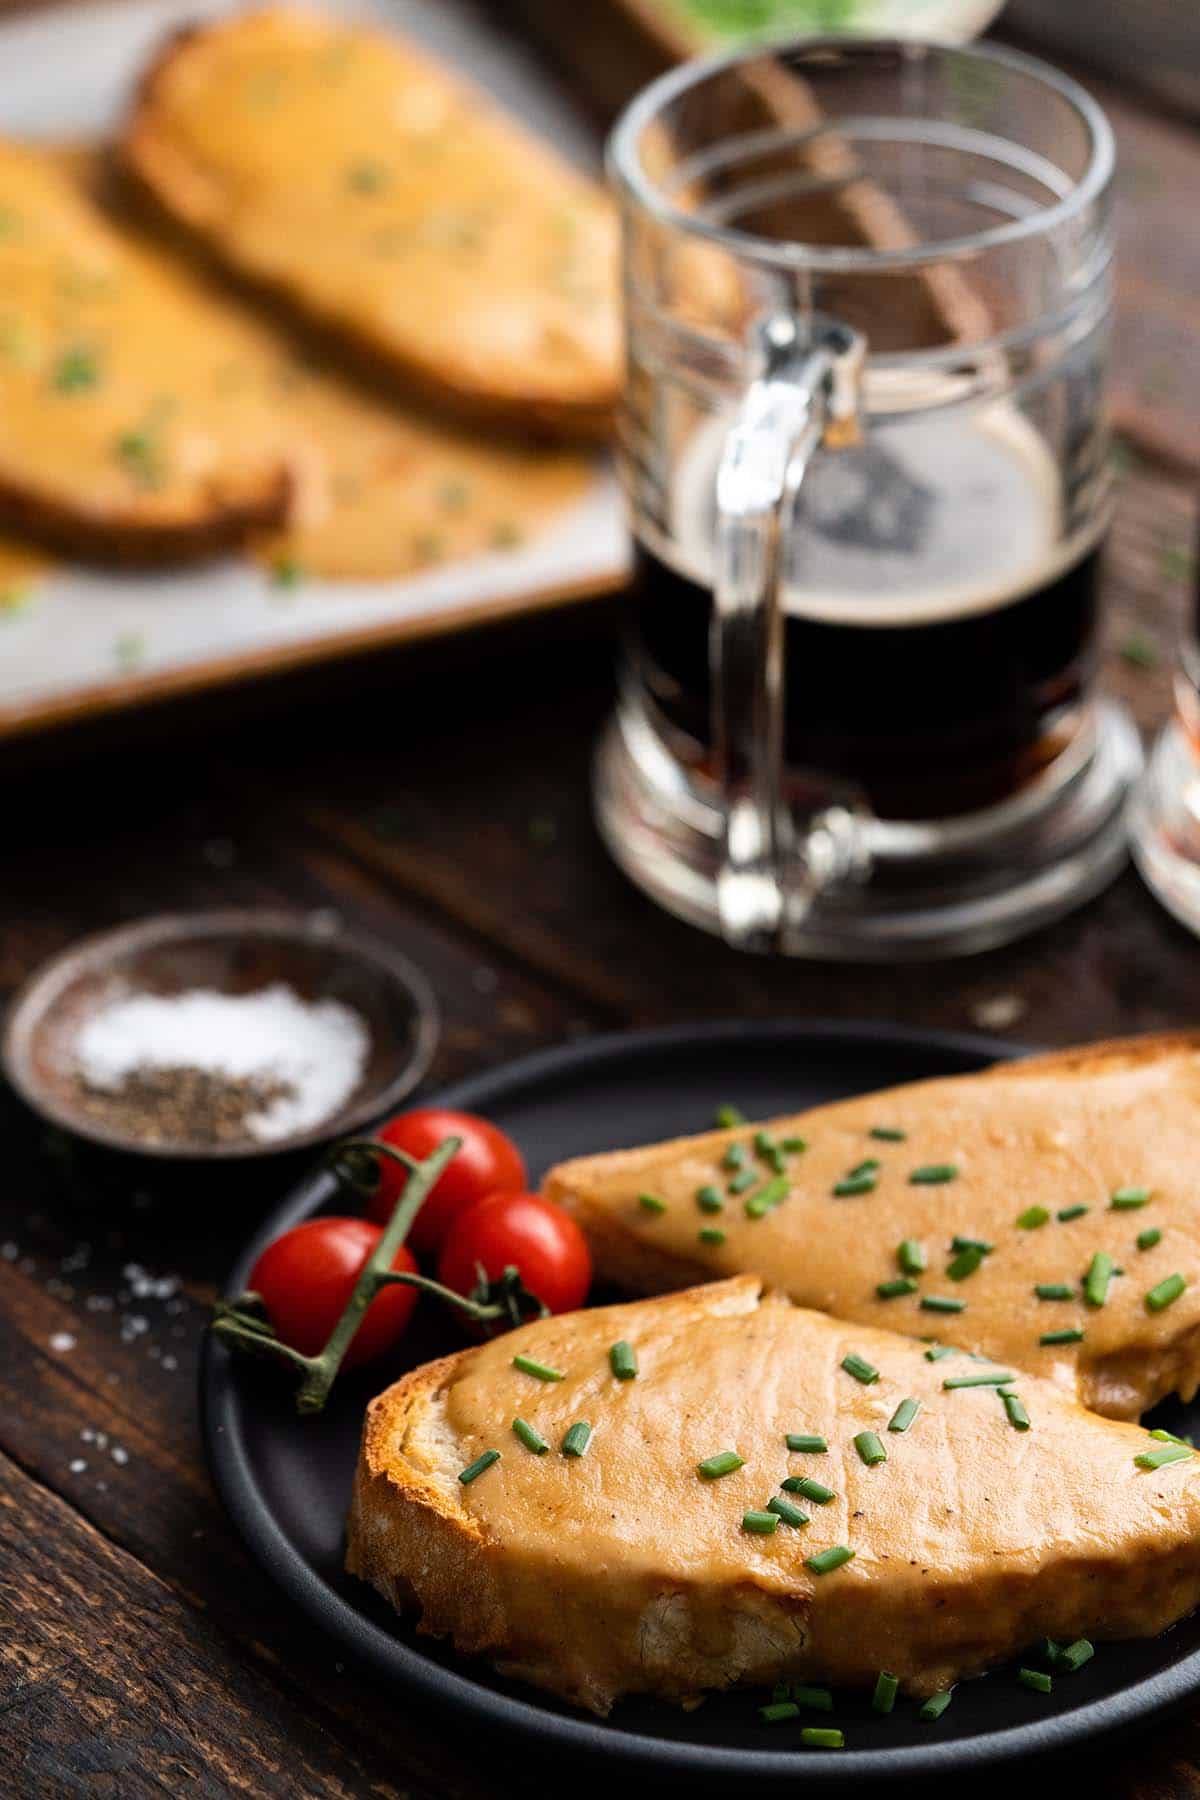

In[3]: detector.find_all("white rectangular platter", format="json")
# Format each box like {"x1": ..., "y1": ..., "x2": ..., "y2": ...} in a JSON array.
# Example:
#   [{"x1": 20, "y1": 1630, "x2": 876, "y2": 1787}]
[{"x1": 0, "y1": 0, "x2": 627, "y2": 738}]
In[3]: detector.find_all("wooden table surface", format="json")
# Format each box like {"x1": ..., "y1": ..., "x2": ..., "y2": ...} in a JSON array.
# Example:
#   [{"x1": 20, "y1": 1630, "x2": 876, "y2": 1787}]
[{"x1": 4, "y1": 9, "x2": 1200, "y2": 1798}]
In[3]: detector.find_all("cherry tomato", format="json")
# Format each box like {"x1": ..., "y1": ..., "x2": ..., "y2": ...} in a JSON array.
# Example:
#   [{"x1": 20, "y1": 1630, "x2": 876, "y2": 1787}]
[
  {"x1": 365, "y1": 1108, "x2": 527, "y2": 1256},
  {"x1": 437, "y1": 1191, "x2": 591, "y2": 1316},
  {"x1": 249, "y1": 1217, "x2": 417, "y2": 1367}
]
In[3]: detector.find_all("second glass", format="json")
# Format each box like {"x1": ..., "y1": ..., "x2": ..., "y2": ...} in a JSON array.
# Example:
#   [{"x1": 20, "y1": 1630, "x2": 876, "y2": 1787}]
[{"x1": 597, "y1": 37, "x2": 1140, "y2": 958}]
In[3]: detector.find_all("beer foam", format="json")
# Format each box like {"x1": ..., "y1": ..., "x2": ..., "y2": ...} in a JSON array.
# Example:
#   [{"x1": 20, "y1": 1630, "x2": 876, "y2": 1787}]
[{"x1": 653, "y1": 400, "x2": 1106, "y2": 629}]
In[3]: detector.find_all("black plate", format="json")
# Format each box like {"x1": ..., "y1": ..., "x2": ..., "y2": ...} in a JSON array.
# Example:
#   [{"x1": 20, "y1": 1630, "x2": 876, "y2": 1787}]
[{"x1": 202, "y1": 1020, "x2": 1200, "y2": 1784}]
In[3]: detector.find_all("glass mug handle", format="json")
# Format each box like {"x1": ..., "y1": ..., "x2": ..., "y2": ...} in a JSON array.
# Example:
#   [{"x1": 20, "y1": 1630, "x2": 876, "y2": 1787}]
[{"x1": 713, "y1": 311, "x2": 869, "y2": 953}]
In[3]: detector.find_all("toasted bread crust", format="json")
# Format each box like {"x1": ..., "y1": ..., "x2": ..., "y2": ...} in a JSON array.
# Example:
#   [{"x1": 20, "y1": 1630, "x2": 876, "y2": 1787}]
[
  {"x1": 0, "y1": 461, "x2": 291, "y2": 567},
  {"x1": 120, "y1": 9, "x2": 619, "y2": 442}
]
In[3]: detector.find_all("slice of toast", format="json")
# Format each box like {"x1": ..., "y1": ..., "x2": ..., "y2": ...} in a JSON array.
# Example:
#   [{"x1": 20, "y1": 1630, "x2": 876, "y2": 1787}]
[
  {"x1": 120, "y1": 8, "x2": 620, "y2": 441},
  {"x1": 545, "y1": 1034, "x2": 1200, "y2": 1421},
  {"x1": 347, "y1": 1276, "x2": 1200, "y2": 1716},
  {"x1": 0, "y1": 140, "x2": 297, "y2": 563}
]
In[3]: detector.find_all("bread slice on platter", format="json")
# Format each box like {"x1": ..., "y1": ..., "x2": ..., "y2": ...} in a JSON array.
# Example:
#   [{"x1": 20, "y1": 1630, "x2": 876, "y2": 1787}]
[
  {"x1": 0, "y1": 140, "x2": 297, "y2": 563},
  {"x1": 347, "y1": 1275, "x2": 1200, "y2": 1716},
  {"x1": 120, "y1": 7, "x2": 620, "y2": 441},
  {"x1": 545, "y1": 1035, "x2": 1200, "y2": 1421}
]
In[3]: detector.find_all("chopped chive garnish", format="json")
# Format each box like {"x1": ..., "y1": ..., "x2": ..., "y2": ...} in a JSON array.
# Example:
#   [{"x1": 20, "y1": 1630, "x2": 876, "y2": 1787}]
[
  {"x1": 512, "y1": 1417, "x2": 548, "y2": 1454},
  {"x1": 800, "y1": 1728, "x2": 844, "y2": 1749},
  {"x1": 729, "y1": 1167, "x2": 759, "y2": 1195},
  {"x1": 1138, "y1": 1227, "x2": 1163, "y2": 1251},
  {"x1": 848, "y1": 1158, "x2": 881, "y2": 1179},
  {"x1": 1084, "y1": 1251, "x2": 1115, "y2": 1309},
  {"x1": 872, "y1": 1671, "x2": 899, "y2": 1714},
  {"x1": 754, "y1": 1130, "x2": 778, "y2": 1156},
  {"x1": 888, "y1": 1397, "x2": 921, "y2": 1433},
  {"x1": 946, "y1": 1245, "x2": 984, "y2": 1281},
  {"x1": 698, "y1": 1227, "x2": 727, "y2": 1246},
  {"x1": 876, "y1": 1277, "x2": 918, "y2": 1300},
  {"x1": 766, "y1": 1495, "x2": 808, "y2": 1527},
  {"x1": 696, "y1": 1185, "x2": 724, "y2": 1213},
  {"x1": 784, "y1": 1475, "x2": 834, "y2": 1504},
  {"x1": 1146, "y1": 1273, "x2": 1186, "y2": 1313},
  {"x1": 1035, "y1": 1283, "x2": 1075, "y2": 1300},
  {"x1": 1017, "y1": 1206, "x2": 1050, "y2": 1229},
  {"x1": 910, "y1": 1164, "x2": 957, "y2": 1185},
  {"x1": 950, "y1": 1235, "x2": 994, "y2": 1254},
  {"x1": 781, "y1": 1135, "x2": 807, "y2": 1154},
  {"x1": 919, "y1": 1689, "x2": 953, "y2": 1722},
  {"x1": 458, "y1": 1450, "x2": 500, "y2": 1484},
  {"x1": 792, "y1": 1685, "x2": 833, "y2": 1711},
  {"x1": 833, "y1": 1174, "x2": 877, "y2": 1197},
  {"x1": 562, "y1": 1421, "x2": 592, "y2": 1458},
  {"x1": 746, "y1": 1177, "x2": 789, "y2": 1217},
  {"x1": 609, "y1": 1340, "x2": 638, "y2": 1380},
  {"x1": 759, "y1": 1700, "x2": 799, "y2": 1723},
  {"x1": 786, "y1": 1433, "x2": 828, "y2": 1454},
  {"x1": 1057, "y1": 1205, "x2": 1089, "y2": 1222},
  {"x1": 1056, "y1": 1639, "x2": 1094, "y2": 1672},
  {"x1": 715, "y1": 1104, "x2": 745, "y2": 1128},
  {"x1": 512, "y1": 1354, "x2": 564, "y2": 1381},
  {"x1": 841, "y1": 1353, "x2": 879, "y2": 1384},
  {"x1": 854, "y1": 1430, "x2": 887, "y2": 1467},
  {"x1": 870, "y1": 1127, "x2": 906, "y2": 1142},
  {"x1": 1135, "y1": 1442, "x2": 1193, "y2": 1469},
  {"x1": 638, "y1": 1192, "x2": 667, "y2": 1214},
  {"x1": 805, "y1": 1546, "x2": 854, "y2": 1575},
  {"x1": 920, "y1": 1296, "x2": 965, "y2": 1314},
  {"x1": 1040, "y1": 1327, "x2": 1084, "y2": 1346},
  {"x1": 942, "y1": 1370, "x2": 1014, "y2": 1389},
  {"x1": 722, "y1": 1143, "x2": 748, "y2": 1172},
  {"x1": 742, "y1": 1509, "x2": 779, "y2": 1535},
  {"x1": 1149, "y1": 1427, "x2": 1193, "y2": 1444},
  {"x1": 1001, "y1": 1390, "x2": 1030, "y2": 1430},
  {"x1": 898, "y1": 1238, "x2": 926, "y2": 1275},
  {"x1": 698, "y1": 1449, "x2": 744, "y2": 1480},
  {"x1": 1018, "y1": 1668, "x2": 1052, "y2": 1694},
  {"x1": 1112, "y1": 1187, "x2": 1151, "y2": 1209},
  {"x1": 924, "y1": 1344, "x2": 955, "y2": 1361}
]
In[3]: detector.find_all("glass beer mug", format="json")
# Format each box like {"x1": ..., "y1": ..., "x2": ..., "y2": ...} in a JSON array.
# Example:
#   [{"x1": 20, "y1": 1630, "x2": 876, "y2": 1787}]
[{"x1": 596, "y1": 38, "x2": 1141, "y2": 957}]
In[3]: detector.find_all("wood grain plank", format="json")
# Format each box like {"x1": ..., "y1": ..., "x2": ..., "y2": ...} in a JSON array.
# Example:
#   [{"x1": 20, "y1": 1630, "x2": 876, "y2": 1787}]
[{"x1": 0, "y1": 1442, "x2": 477, "y2": 1800}]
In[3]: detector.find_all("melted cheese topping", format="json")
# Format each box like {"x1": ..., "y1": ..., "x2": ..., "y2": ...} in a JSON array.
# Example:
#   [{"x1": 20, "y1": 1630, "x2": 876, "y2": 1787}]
[
  {"x1": 549, "y1": 1048, "x2": 1200, "y2": 1419},
  {"x1": 423, "y1": 1282, "x2": 1200, "y2": 1703}
]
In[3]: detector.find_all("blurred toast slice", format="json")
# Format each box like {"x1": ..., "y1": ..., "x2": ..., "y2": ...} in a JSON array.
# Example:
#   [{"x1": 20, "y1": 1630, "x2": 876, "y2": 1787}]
[
  {"x1": 0, "y1": 139, "x2": 297, "y2": 564},
  {"x1": 120, "y1": 7, "x2": 620, "y2": 441}
]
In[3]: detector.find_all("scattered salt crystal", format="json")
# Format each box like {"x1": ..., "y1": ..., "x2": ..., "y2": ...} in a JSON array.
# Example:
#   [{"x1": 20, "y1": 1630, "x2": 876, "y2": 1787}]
[
  {"x1": 111, "y1": 1446, "x2": 129, "y2": 1466},
  {"x1": 161, "y1": 1355, "x2": 178, "y2": 1372},
  {"x1": 80, "y1": 1428, "x2": 94, "y2": 1443},
  {"x1": 69, "y1": 1459, "x2": 87, "y2": 1474},
  {"x1": 95, "y1": 1432, "x2": 108, "y2": 1450},
  {"x1": 49, "y1": 1331, "x2": 76, "y2": 1353},
  {"x1": 1, "y1": 1242, "x2": 18, "y2": 1262},
  {"x1": 74, "y1": 983, "x2": 370, "y2": 1143},
  {"x1": 970, "y1": 993, "x2": 1027, "y2": 1032}
]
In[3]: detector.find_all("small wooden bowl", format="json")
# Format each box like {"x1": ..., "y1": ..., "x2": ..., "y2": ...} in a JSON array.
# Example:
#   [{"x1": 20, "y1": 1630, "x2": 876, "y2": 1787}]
[{"x1": 1, "y1": 910, "x2": 439, "y2": 1159}]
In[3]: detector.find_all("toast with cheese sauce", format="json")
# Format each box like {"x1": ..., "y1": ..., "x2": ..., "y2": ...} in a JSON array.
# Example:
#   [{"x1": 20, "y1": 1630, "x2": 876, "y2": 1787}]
[
  {"x1": 546, "y1": 1035, "x2": 1200, "y2": 1421},
  {"x1": 347, "y1": 1277, "x2": 1200, "y2": 1715}
]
